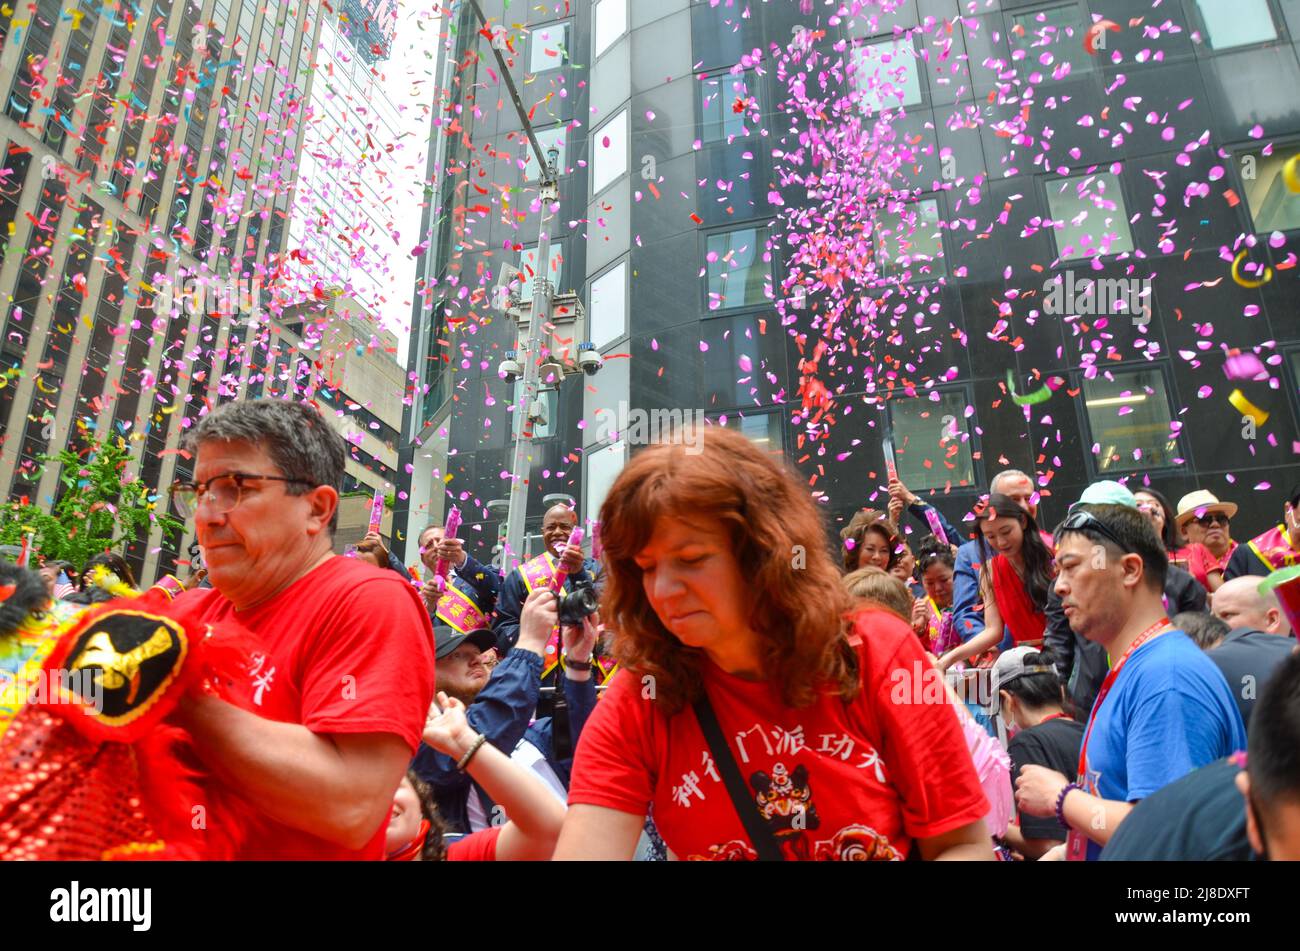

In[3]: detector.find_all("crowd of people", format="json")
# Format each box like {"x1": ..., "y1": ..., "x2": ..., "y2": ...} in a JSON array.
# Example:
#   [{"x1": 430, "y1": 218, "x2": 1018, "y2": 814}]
[{"x1": 1, "y1": 397, "x2": 1298, "y2": 861}]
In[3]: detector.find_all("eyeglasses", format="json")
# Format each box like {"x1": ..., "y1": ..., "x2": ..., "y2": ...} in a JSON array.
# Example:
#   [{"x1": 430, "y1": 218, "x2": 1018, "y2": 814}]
[
  {"x1": 169, "y1": 472, "x2": 315, "y2": 519},
  {"x1": 1194, "y1": 512, "x2": 1230, "y2": 527},
  {"x1": 1057, "y1": 510, "x2": 1131, "y2": 553}
]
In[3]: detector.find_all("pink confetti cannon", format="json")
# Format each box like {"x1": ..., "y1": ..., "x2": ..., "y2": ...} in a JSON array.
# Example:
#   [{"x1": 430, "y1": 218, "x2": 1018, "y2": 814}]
[
  {"x1": 367, "y1": 488, "x2": 385, "y2": 536},
  {"x1": 432, "y1": 505, "x2": 462, "y2": 594},
  {"x1": 924, "y1": 508, "x2": 949, "y2": 546},
  {"x1": 551, "y1": 526, "x2": 585, "y2": 593},
  {"x1": 881, "y1": 437, "x2": 899, "y2": 484}
]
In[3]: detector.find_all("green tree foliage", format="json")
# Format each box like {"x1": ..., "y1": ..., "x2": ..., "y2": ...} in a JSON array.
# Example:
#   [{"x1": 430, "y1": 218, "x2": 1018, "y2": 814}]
[{"x1": 0, "y1": 436, "x2": 184, "y2": 571}]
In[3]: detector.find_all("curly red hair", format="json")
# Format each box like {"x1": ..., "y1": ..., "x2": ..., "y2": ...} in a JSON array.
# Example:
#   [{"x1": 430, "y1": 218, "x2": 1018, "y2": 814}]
[{"x1": 598, "y1": 426, "x2": 859, "y2": 717}]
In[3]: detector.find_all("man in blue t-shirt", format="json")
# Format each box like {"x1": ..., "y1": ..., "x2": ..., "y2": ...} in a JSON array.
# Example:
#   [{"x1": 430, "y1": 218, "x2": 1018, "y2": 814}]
[{"x1": 1015, "y1": 503, "x2": 1246, "y2": 860}]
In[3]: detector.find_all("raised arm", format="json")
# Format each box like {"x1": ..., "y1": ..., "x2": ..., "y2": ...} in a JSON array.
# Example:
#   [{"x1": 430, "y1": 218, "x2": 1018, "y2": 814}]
[{"x1": 423, "y1": 693, "x2": 566, "y2": 861}]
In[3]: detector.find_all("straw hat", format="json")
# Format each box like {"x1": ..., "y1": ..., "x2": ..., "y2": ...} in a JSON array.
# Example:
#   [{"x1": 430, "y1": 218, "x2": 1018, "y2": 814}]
[{"x1": 1174, "y1": 490, "x2": 1238, "y2": 530}]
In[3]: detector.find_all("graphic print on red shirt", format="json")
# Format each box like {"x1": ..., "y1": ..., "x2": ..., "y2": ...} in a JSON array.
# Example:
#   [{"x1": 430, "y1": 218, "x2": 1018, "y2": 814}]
[
  {"x1": 175, "y1": 556, "x2": 437, "y2": 859},
  {"x1": 567, "y1": 610, "x2": 988, "y2": 860}
]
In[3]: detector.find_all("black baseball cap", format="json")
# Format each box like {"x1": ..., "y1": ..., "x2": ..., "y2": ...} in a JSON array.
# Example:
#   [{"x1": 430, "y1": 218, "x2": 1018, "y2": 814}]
[{"x1": 433, "y1": 623, "x2": 497, "y2": 660}]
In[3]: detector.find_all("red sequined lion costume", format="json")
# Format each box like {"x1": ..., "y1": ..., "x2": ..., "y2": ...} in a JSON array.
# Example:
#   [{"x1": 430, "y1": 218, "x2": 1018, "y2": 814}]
[{"x1": 0, "y1": 581, "x2": 288, "y2": 860}]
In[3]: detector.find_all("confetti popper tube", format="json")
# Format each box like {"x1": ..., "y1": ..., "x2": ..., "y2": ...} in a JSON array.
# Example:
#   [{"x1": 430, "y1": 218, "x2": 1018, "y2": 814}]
[
  {"x1": 924, "y1": 508, "x2": 949, "y2": 546},
  {"x1": 881, "y1": 437, "x2": 898, "y2": 484},
  {"x1": 551, "y1": 526, "x2": 585, "y2": 593},
  {"x1": 432, "y1": 505, "x2": 462, "y2": 593},
  {"x1": 368, "y1": 488, "x2": 385, "y2": 536},
  {"x1": 590, "y1": 521, "x2": 602, "y2": 562}
]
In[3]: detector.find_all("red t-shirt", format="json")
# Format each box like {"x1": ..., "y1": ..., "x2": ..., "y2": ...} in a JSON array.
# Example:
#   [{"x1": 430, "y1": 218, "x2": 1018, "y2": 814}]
[
  {"x1": 175, "y1": 556, "x2": 436, "y2": 860},
  {"x1": 446, "y1": 826, "x2": 502, "y2": 861},
  {"x1": 567, "y1": 609, "x2": 988, "y2": 860}
]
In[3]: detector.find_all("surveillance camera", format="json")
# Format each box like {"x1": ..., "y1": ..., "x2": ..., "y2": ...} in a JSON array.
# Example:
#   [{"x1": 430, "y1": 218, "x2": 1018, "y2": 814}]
[
  {"x1": 537, "y1": 360, "x2": 564, "y2": 386},
  {"x1": 498, "y1": 352, "x2": 522, "y2": 381},
  {"x1": 578, "y1": 345, "x2": 603, "y2": 376}
]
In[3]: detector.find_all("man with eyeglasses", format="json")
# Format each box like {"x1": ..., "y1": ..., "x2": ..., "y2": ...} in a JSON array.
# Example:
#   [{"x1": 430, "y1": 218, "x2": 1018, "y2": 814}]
[
  {"x1": 165, "y1": 399, "x2": 436, "y2": 859},
  {"x1": 1174, "y1": 490, "x2": 1238, "y2": 590},
  {"x1": 1014, "y1": 504, "x2": 1245, "y2": 861},
  {"x1": 1225, "y1": 485, "x2": 1300, "y2": 581}
]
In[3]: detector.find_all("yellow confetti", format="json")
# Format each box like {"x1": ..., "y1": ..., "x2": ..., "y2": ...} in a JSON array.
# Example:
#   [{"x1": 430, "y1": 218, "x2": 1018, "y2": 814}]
[
  {"x1": 1230, "y1": 250, "x2": 1272, "y2": 288},
  {"x1": 1228, "y1": 389, "x2": 1268, "y2": 427},
  {"x1": 1284, "y1": 154, "x2": 1300, "y2": 194}
]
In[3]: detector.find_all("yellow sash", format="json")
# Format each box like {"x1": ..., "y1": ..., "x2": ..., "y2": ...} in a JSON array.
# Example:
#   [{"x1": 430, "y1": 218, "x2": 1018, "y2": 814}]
[
  {"x1": 1247, "y1": 525, "x2": 1300, "y2": 572},
  {"x1": 436, "y1": 581, "x2": 490, "y2": 634}
]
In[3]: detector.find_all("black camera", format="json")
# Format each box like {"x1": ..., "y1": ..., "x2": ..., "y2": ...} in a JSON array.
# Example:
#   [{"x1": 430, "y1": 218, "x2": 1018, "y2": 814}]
[{"x1": 557, "y1": 577, "x2": 600, "y2": 627}]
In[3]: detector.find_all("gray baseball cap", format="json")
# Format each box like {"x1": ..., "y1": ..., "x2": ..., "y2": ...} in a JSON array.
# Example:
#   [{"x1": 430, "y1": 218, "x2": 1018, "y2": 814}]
[{"x1": 989, "y1": 646, "x2": 1057, "y2": 714}]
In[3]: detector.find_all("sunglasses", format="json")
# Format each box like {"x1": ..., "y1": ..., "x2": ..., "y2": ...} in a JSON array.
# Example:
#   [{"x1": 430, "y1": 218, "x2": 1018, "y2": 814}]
[
  {"x1": 1057, "y1": 510, "x2": 1131, "y2": 553},
  {"x1": 1194, "y1": 512, "x2": 1230, "y2": 527}
]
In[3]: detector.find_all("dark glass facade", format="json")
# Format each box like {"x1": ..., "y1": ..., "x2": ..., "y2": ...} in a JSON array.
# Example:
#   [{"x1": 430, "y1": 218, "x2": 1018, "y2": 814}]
[{"x1": 399, "y1": 0, "x2": 1300, "y2": 565}]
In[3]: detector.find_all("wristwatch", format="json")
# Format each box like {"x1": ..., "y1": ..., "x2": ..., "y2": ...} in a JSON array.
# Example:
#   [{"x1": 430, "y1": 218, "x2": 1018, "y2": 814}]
[{"x1": 564, "y1": 655, "x2": 593, "y2": 672}]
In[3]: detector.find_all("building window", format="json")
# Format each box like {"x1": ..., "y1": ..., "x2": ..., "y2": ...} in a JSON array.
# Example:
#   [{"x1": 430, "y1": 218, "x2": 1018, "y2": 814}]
[
  {"x1": 1008, "y1": 3, "x2": 1090, "y2": 77},
  {"x1": 589, "y1": 259, "x2": 628, "y2": 349},
  {"x1": 593, "y1": 0, "x2": 627, "y2": 60},
  {"x1": 523, "y1": 125, "x2": 567, "y2": 182},
  {"x1": 1195, "y1": 0, "x2": 1277, "y2": 50},
  {"x1": 851, "y1": 36, "x2": 922, "y2": 113},
  {"x1": 699, "y1": 68, "x2": 761, "y2": 143},
  {"x1": 1081, "y1": 368, "x2": 1179, "y2": 472},
  {"x1": 1045, "y1": 171, "x2": 1134, "y2": 260},
  {"x1": 873, "y1": 198, "x2": 945, "y2": 280},
  {"x1": 591, "y1": 108, "x2": 628, "y2": 195},
  {"x1": 586, "y1": 439, "x2": 627, "y2": 520},
  {"x1": 529, "y1": 21, "x2": 569, "y2": 72},
  {"x1": 1239, "y1": 143, "x2": 1300, "y2": 233},
  {"x1": 706, "y1": 226, "x2": 770, "y2": 311},
  {"x1": 709, "y1": 412, "x2": 785, "y2": 456},
  {"x1": 887, "y1": 391, "x2": 976, "y2": 490}
]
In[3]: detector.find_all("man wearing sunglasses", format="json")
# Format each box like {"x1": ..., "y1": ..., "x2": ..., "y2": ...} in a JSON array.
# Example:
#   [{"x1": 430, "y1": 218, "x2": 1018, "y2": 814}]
[
  {"x1": 1174, "y1": 490, "x2": 1238, "y2": 590},
  {"x1": 1225, "y1": 485, "x2": 1300, "y2": 581},
  {"x1": 1015, "y1": 503, "x2": 1244, "y2": 861},
  {"x1": 166, "y1": 399, "x2": 436, "y2": 859},
  {"x1": 1043, "y1": 481, "x2": 1207, "y2": 720}
]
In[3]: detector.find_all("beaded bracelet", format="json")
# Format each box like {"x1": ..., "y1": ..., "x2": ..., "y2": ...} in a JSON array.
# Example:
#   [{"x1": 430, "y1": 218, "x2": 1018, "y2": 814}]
[
  {"x1": 1055, "y1": 782, "x2": 1080, "y2": 829},
  {"x1": 455, "y1": 733, "x2": 488, "y2": 772}
]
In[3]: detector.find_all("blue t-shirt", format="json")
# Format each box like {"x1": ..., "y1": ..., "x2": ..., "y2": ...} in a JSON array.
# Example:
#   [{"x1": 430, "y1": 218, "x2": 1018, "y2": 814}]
[{"x1": 1081, "y1": 630, "x2": 1246, "y2": 860}]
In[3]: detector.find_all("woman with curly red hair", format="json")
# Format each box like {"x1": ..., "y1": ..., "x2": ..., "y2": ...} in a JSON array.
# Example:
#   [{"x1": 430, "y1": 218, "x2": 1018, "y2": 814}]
[{"x1": 555, "y1": 427, "x2": 992, "y2": 861}]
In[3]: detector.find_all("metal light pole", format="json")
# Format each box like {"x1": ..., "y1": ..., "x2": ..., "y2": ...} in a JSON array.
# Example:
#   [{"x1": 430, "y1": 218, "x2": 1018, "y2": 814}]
[
  {"x1": 465, "y1": 1, "x2": 562, "y2": 571},
  {"x1": 502, "y1": 152, "x2": 560, "y2": 570}
]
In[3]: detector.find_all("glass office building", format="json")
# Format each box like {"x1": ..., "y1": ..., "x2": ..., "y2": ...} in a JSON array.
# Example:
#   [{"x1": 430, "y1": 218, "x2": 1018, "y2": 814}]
[{"x1": 398, "y1": 0, "x2": 1300, "y2": 564}]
